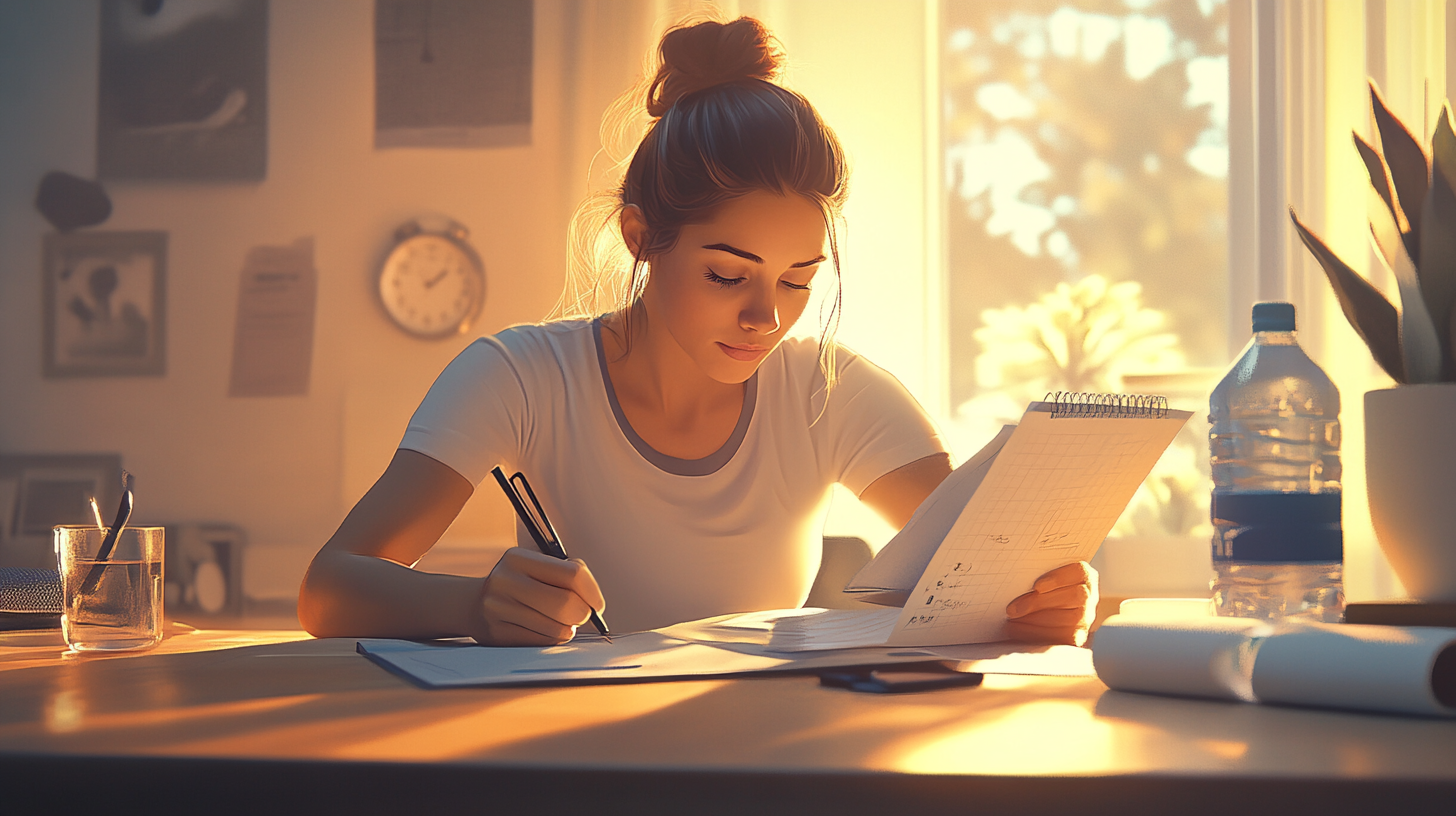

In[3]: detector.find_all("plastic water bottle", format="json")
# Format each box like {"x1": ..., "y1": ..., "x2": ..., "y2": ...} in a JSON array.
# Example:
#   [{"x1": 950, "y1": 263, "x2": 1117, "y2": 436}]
[{"x1": 1208, "y1": 302, "x2": 1344, "y2": 622}]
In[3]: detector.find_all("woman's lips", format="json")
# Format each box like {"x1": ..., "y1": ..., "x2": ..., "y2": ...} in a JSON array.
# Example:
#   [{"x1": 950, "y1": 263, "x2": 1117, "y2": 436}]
[{"x1": 717, "y1": 342, "x2": 769, "y2": 362}]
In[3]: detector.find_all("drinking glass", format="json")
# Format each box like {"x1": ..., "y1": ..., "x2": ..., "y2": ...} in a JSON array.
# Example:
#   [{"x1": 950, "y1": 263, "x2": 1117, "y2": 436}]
[{"x1": 54, "y1": 525, "x2": 164, "y2": 651}]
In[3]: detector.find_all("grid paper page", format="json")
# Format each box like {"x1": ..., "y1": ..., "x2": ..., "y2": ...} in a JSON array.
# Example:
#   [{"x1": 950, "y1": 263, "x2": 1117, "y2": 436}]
[{"x1": 887, "y1": 405, "x2": 1189, "y2": 647}]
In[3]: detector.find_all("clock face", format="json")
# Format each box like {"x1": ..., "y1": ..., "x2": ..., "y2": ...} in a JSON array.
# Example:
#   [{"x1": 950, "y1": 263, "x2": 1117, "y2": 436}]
[{"x1": 378, "y1": 233, "x2": 485, "y2": 338}]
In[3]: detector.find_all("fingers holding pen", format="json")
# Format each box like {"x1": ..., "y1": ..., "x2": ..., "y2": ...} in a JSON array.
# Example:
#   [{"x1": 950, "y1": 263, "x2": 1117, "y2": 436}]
[{"x1": 470, "y1": 548, "x2": 607, "y2": 646}]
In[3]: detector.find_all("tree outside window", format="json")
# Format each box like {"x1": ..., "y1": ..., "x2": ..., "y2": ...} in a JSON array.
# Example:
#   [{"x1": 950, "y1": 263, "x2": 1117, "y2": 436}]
[{"x1": 944, "y1": 0, "x2": 1229, "y2": 538}]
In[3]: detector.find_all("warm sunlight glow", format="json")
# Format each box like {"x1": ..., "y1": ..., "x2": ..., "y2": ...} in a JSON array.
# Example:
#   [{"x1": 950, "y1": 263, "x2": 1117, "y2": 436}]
[
  {"x1": 1193, "y1": 737, "x2": 1249, "y2": 762},
  {"x1": 333, "y1": 681, "x2": 724, "y2": 761},
  {"x1": 41, "y1": 694, "x2": 323, "y2": 737},
  {"x1": 887, "y1": 699, "x2": 1124, "y2": 775}
]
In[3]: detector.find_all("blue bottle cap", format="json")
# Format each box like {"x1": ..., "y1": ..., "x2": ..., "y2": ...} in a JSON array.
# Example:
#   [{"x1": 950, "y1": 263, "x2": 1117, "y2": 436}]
[{"x1": 1252, "y1": 301, "x2": 1296, "y2": 332}]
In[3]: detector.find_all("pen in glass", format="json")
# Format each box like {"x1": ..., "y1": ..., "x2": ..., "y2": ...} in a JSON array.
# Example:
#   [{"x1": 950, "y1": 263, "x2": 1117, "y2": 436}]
[{"x1": 490, "y1": 466, "x2": 611, "y2": 641}]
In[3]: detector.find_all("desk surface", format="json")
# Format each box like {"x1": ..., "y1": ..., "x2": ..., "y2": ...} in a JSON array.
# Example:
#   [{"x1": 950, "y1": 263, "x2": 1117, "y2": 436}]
[{"x1": 1, "y1": 625, "x2": 1454, "y2": 815}]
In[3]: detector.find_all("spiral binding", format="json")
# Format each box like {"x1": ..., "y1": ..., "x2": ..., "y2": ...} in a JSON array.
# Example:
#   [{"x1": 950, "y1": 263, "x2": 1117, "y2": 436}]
[{"x1": 1043, "y1": 391, "x2": 1169, "y2": 419}]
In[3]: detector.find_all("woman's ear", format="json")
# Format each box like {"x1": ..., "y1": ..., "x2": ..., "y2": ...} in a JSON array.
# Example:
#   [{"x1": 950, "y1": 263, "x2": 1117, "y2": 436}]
[{"x1": 620, "y1": 205, "x2": 648, "y2": 259}]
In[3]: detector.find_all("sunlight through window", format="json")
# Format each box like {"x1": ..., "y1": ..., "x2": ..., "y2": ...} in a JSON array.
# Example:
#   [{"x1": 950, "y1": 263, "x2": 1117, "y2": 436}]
[{"x1": 943, "y1": 0, "x2": 1229, "y2": 551}]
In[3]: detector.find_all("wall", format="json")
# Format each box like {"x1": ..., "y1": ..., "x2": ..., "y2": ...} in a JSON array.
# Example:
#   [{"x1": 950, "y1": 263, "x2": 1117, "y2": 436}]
[
  {"x1": 766, "y1": 0, "x2": 939, "y2": 549},
  {"x1": 0, "y1": 1, "x2": 621, "y2": 597},
  {"x1": 0, "y1": 1, "x2": 938, "y2": 600}
]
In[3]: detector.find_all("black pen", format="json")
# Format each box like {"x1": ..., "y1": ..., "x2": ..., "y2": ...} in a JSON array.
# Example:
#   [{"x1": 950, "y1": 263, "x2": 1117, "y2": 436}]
[{"x1": 490, "y1": 466, "x2": 611, "y2": 641}]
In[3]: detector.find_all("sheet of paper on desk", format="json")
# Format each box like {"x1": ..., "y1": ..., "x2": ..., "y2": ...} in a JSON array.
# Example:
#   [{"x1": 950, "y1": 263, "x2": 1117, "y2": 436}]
[
  {"x1": 356, "y1": 629, "x2": 1095, "y2": 688},
  {"x1": 663, "y1": 611, "x2": 1094, "y2": 675},
  {"x1": 358, "y1": 633, "x2": 796, "y2": 688}
]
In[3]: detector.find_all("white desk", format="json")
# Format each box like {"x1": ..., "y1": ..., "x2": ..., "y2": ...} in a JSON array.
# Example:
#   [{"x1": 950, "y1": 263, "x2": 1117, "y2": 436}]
[{"x1": 0, "y1": 625, "x2": 1453, "y2": 815}]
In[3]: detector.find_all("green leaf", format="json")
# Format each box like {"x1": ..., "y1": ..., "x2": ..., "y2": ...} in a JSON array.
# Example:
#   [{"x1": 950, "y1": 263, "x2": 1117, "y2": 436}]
[
  {"x1": 1290, "y1": 207, "x2": 1406, "y2": 382},
  {"x1": 1368, "y1": 186, "x2": 1404, "y2": 272},
  {"x1": 1422, "y1": 104, "x2": 1456, "y2": 380},
  {"x1": 1371, "y1": 80, "x2": 1430, "y2": 265},
  {"x1": 1434, "y1": 103, "x2": 1456, "y2": 187},
  {"x1": 1354, "y1": 132, "x2": 1396, "y2": 212},
  {"x1": 1355, "y1": 132, "x2": 1418, "y2": 262},
  {"x1": 1381, "y1": 217, "x2": 1444, "y2": 383}
]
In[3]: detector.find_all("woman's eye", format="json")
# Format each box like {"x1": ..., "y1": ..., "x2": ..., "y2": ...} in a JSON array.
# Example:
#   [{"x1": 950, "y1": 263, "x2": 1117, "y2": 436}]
[
  {"x1": 704, "y1": 270, "x2": 744, "y2": 289},
  {"x1": 782, "y1": 281, "x2": 811, "y2": 292}
]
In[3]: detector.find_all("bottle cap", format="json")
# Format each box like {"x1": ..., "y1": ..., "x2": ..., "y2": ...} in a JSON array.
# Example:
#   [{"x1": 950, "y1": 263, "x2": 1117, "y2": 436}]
[{"x1": 1252, "y1": 301, "x2": 1296, "y2": 332}]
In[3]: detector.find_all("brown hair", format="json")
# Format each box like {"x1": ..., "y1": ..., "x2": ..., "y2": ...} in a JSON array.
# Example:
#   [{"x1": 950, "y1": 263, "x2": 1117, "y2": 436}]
[{"x1": 558, "y1": 17, "x2": 850, "y2": 388}]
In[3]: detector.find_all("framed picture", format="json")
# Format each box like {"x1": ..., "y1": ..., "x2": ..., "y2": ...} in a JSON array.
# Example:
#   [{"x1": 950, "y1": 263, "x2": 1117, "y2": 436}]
[
  {"x1": 0, "y1": 454, "x2": 123, "y2": 569},
  {"x1": 374, "y1": 0, "x2": 533, "y2": 148},
  {"x1": 43, "y1": 231, "x2": 167, "y2": 378},
  {"x1": 97, "y1": 0, "x2": 269, "y2": 180}
]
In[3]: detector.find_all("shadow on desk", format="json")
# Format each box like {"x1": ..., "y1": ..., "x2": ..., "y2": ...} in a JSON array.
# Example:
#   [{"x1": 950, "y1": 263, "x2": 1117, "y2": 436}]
[
  {"x1": 170, "y1": 597, "x2": 303, "y2": 631},
  {"x1": 2, "y1": 628, "x2": 1455, "y2": 815}
]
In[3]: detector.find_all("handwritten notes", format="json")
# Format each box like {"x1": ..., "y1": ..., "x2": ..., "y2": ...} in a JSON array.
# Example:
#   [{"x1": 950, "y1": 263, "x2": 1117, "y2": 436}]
[{"x1": 886, "y1": 406, "x2": 1188, "y2": 647}]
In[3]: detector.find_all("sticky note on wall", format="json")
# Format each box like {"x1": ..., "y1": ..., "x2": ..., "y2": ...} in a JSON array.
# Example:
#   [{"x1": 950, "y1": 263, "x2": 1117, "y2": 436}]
[{"x1": 227, "y1": 238, "x2": 316, "y2": 398}]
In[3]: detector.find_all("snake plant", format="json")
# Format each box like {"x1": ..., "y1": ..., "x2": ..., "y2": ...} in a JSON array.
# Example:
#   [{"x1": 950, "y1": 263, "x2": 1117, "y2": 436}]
[{"x1": 1290, "y1": 81, "x2": 1456, "y2": 384}]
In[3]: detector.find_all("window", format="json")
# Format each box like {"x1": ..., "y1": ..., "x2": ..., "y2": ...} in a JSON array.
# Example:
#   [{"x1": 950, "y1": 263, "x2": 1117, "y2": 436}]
[
  {"x1": 769, "y1": 0, "x2": 1432, "y2": 600},
  {"x1": 941, "y1": 0, "x2": 1229, "y2": 570}
]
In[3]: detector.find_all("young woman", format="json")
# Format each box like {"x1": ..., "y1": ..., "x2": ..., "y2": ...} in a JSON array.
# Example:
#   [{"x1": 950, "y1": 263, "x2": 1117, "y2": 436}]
[{"x1": 298, "y1": 17, "x2": 1097, "y2": 646}]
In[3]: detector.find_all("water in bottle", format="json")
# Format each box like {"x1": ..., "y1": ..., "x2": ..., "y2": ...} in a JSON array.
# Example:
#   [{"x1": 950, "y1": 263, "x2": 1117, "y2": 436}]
[{"x1": 1208, "y1": 302, "x2": 1344, "y2": 622}]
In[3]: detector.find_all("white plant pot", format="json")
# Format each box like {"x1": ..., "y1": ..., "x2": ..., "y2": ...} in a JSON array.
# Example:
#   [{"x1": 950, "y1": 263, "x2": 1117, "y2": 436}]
[{"x1": 1365, "y1": 384, "x2": 1456, "y2": 601}]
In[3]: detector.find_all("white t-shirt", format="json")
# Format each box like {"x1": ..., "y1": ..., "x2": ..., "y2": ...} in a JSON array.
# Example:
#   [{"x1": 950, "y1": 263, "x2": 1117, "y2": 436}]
[{"x1": 400, "y1": 319, "x2": 945, "y2": 632}]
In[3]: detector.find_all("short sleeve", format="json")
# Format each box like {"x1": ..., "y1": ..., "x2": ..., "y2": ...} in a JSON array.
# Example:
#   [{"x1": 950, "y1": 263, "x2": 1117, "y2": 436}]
[
  {"x1": 818, "y1": 350, "x2": 948, "y2": 496},
  {"x1": 398, "y1": 337, "x2": 530, "y2": 486}
]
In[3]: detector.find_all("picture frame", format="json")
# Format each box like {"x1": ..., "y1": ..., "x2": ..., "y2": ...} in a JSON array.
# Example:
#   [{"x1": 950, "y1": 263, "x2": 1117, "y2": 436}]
[
  {"x1": 42, "y1": 231, "x2": 167, "y2": 378},
  {"x1": 374, "y1": 0, "x2": 533, "y2": 148},
  {"x1": 97, "y1": 0, "x2": 269, "y2": 180},
  {"x1": 0, "y1": 454, "x2": 124, "y2": 569}
]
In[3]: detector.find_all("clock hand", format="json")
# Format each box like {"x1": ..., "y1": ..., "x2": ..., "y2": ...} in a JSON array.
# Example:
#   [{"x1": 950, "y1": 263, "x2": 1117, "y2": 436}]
[{"x1": 424, "y1": 269, "x2": 449, "y2": 288}]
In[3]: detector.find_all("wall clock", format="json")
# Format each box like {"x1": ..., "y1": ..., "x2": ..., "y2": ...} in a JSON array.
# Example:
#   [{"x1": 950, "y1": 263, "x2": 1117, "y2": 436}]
[{"x1": 377, "y1": 220, "x2": 485, "y2": 339}]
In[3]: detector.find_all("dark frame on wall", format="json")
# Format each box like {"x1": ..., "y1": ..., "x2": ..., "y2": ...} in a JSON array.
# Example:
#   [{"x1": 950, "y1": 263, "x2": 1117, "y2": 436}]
[
  {"x1": 96, "y1": 0, "x2": 269, "y2": 180},
  {"x1": 42, "y1": 231, "x2": 167, "y2": 378},
  {"x1": 0, "y1": 453, "x2": 124, "y2": 569}
]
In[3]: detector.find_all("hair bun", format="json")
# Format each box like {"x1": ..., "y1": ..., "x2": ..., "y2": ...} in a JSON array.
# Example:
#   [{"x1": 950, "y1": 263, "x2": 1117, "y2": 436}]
[{"x1": 646, "y1": 17, "x2": 782, "y2": 118}]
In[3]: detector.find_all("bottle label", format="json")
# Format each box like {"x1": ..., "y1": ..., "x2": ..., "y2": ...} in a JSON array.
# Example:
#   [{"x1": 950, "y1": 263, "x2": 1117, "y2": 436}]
[{"x1": 1211, "y1": 492, "x2": 1342, "y2": 563}]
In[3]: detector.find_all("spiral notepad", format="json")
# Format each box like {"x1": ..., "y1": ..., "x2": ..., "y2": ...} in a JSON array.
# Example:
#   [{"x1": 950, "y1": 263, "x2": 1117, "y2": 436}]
[{"x1": 817, "y1": 393, "x2": 1194, "y2": 650}]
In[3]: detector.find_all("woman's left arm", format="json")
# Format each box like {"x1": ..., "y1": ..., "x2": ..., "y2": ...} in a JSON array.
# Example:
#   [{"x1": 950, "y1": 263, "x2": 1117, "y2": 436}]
[{"x1": 857, "y1": 453, "x2": 1099, "y2": 646}]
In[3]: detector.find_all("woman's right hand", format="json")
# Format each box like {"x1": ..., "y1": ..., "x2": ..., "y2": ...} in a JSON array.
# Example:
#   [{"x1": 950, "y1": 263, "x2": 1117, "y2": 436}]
[{"x1": 467, "y1": 548, "x2": 607, "y2": 646}]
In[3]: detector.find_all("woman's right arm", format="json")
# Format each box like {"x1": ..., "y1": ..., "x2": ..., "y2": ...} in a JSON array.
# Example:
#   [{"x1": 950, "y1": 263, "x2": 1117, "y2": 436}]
[{"x1": 297, "y1": 449, "x2": 605, "y2": 645}]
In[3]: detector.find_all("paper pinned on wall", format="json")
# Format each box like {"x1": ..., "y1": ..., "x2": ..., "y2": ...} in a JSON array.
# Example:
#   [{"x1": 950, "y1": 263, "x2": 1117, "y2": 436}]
[
  {"x1": 228, "y1": 238, "x2": 316, "y2": 398},
  {"x1": 374, "y1": 0, "x2": 533, "y2": 148}
]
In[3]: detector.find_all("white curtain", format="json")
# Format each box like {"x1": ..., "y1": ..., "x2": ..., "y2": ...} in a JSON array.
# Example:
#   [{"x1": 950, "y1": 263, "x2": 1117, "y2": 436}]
[{"x1": 1236, "y1": 0, "x2": 1450, "y2": 601}]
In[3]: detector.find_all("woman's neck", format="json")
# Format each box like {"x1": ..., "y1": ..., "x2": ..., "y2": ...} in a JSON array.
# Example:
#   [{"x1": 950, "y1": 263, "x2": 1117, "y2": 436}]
[{"x1": 600, "y1": 307, "x2": 746, "y2": 459}]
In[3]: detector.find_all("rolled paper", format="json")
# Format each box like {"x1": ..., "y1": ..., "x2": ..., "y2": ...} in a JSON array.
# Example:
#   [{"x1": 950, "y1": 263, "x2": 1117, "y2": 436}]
[
  {"x1": 1093, "y1": 615, "x2": 1271, "y2": 702},
  {"x1": 1117, "y1": 597, "x2": 1216, "y2": 620},
  {"x1": 1251, "y1": 623, "x2": 1456, "y2": 717}
]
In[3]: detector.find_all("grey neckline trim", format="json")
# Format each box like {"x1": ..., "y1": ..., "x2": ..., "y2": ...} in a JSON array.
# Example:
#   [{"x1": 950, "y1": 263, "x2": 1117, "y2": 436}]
[{"x1": 593, "y1": 318, "x2": 757, "y2": 477}]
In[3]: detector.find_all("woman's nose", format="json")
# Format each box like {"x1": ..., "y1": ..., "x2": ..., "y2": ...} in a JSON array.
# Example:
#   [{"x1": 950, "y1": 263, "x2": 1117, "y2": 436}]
[{"x1": 739, "y1": 285, "x2": 780, "y2": 335}]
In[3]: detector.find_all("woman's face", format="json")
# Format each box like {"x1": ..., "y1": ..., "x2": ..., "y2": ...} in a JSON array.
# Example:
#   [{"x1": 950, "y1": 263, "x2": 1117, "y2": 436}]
[{"x1": 636, "y1": 190, "x2": 828, "y2": 384}]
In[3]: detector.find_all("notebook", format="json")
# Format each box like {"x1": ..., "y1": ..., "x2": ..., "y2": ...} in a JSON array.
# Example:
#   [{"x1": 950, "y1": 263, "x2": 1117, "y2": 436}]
[{"x1": 776, "y1": 393, "x2": 1192, "y2": 650}]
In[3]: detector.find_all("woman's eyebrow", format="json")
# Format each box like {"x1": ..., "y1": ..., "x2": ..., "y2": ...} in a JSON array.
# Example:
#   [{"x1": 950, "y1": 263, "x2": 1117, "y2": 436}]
[{"x1": 702, "y1": 243, "x2": 825, "y2": 268}]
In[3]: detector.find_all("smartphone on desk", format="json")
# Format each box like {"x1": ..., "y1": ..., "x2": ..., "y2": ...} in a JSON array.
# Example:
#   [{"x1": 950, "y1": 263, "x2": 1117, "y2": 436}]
[{"x1": 820, "y1": 662, "x2": 984, "y2": 694}]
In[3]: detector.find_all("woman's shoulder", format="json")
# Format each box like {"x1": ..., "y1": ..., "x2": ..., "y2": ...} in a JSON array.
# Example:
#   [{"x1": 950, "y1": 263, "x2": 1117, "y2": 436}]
[
  {"x1": 481, "y1": 318, "x2": 596, "y2": 361},
  {"x1": 491, "y1": 317, "x2": 594, "y2": 344},
  {"x1": 768, "y1": 334, "x2": 867, "y2": 380}
]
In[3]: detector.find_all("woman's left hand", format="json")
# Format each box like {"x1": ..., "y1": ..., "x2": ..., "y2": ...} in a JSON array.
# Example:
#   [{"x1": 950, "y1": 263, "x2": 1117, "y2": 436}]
[{"x1": 1004, "y1": 561, "x2": 1099, "y2": 647}]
